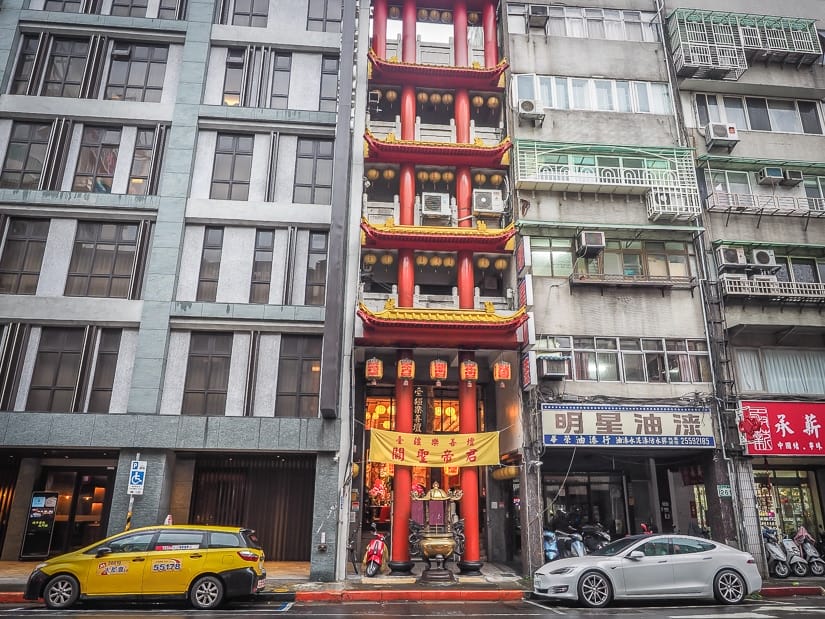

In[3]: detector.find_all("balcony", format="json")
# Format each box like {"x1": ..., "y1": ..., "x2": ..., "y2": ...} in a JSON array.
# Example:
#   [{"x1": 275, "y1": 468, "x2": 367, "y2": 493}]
[
  {"x1": 367, "y1": 117, "x2": 503, "y2": 146},
  {"x1": 360, "y1": 285, "x2": 514, "y2": 313},
  {"x1": 707, "y1": 192, "x2": 825, "y2": 218},
  {"x1": 569, "y1": 273, "x2": 698, "y2": 291},
  {"x1": 385, "y1": 38, "x2": 486, "y2": 69},
  {"x1": 720, "y1": 278, "x2": 825, "y2": 303}
]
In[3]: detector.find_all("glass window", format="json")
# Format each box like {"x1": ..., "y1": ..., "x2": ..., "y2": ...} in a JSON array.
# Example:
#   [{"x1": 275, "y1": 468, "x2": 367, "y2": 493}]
[
  {"x1": 210, "y1": 133, "x2": 253, "y2": 200},
  {"x1": 554, "y1": 77, "x2": 569, "y2": 109},
  {"x1": 293, "y1": 138, "x2": 333, "y2": 204},
  {"x1": 275, "y1": 336, "x2": 321, "y2": 418},
  {"x1": 72, "y1": 126, "x2": 121, "y2": 193},
  {"x1": 571, "y1": 79, "x2": 589, "y2": 109},
  {"x1": 623, "y1": 353, "x2": 646, "y2": 381},
  {"x1": 695, "y1": 94, "x2": 710, "y2": 127},
  {"x1": 128, "y1": 127, "x2": 164, "y2": 196},
  {"x1": 516, "y1": 74, "x2": 535, "y2": 101},
  {"x1": 106, "y1": 532, "x2": 156, "y2": 553},
  {"x1": 798, "y1": 101, "x2": 823, "y2": 135},
  {"x1": 0, "y1": 218, "x2": 50, "y2": 295},
  {"x1": 547, "y1": 7, "x2": 565, "y2": 36},
  {"x1": 233, "y1": 0, "x2": 268, "y2": 27},
  {"x1": 635, "y1": 82, "x2": 650, "y2": 113},
  {"x1": 723, "y1": 97, "x2": 747, "y2": 130},
  {"x1": 26, "y1": 327, "x2": 85, "y2": 412},
  {"x1": 271, "y1": 52, "x2": 292, "y2": 109},
  {"x1": 574, "y1": 350, "x2": 597, "y2": 380},
  {"x1": 105, "y1": 43, "x2": 168, "y2": 103},
  {"x1": 538, "y1": 77, "x2": 553, "y2": 108},
  {"x1": 624, "y1": 11, "x2": 643, "y2": 41},
  {"x1": 87, "y1": 329, "x2": 121, "y2": 413},
  {"x1": 307, "y1": 0, "x2": 342, "y2": 33},
  {"x1": 0, "y1": 122, "x2": 51, "y2": 190},
  {"x1": 746, "y1": 98, "x2": 771, "y2": 131},
  {"x1": 615, "y1": 81, "x2": 632, "y2": 112},
  {"x1": 768, "y1": 99, "x2": 803, "y2": 133},
  {"x1": 44, "y1": 0, "x2": 82, "y2": 11},
  {"x1": 154, "y1": 530, "x2": 205, "y2": 550},
  {"x1": 65, "y1": 222, "x2": 139, "y2": 298},
  {"x1": 11, "y1": 35, "x2": 41, "y2": 95},
  {"x1": 585, "y1": 9, "x2": 605, "y2": 39},
  {"x1": 196, "y1": 227, "x2": 223, "y2": 302},
  {"x1": 250, "y1": 229, "x2": 274, "y2": 304},
  {"x1": 110, "y1": 0, "x2": 148, "y2": 17},
  {"x1": 42, "y1": 38, "x2": 90, "y2": 98},
  {"x1": 566, "y1": 8, "x2": 585, "y2": 38},
  {"x1": 158, "y1": 0, "x2": 184, "y2": 19},
  {"x1": 594, "y1": 80, "x2": 613, "y2": 111},
  {"x1": 319, "y1": 55, "x2": 338, "y2": 113},
  {"x1": 305, "y1": 231, "x2": 328, "y2": 306},
  {"x1": 182, "y1": 332, "x2": 232, "y2": 416},
  {"x1": 603, "y1": 10, "x2": 623, "y2": 39},
  {"x1": 223, "y1": 48, "x2": 245, "y2": 107}
]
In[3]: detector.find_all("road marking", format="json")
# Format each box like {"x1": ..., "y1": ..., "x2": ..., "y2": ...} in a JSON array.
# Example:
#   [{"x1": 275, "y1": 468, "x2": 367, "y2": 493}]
[
  {"x1": 669, "y1": 613, "x2": 777, "y2": 619},
  {"x1": 523, "y1": 598, "x2": 566, "y2": 614}
]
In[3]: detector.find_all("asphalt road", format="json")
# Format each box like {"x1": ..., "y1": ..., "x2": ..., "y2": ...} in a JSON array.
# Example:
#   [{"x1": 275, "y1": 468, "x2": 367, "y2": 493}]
[{"x1": 3, "y1": 598, "x2": 825, "y2": 618}]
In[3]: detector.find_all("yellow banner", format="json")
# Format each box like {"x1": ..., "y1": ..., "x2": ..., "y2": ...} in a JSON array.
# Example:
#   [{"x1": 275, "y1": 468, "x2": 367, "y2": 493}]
[{"x1": 369, "y1": 429, "x2": 500, "y2": 467}]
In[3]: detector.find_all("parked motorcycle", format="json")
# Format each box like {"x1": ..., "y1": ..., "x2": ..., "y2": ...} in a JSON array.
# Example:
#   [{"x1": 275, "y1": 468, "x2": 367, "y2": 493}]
[
  {"x1": 581, "y1": 523, "x2": 611, "y2": 553},
  {"x1": 794, "y1": 527, "x2": 825, "y2": 576},
  {"x1": 762, "y1": 527, "x2": 791, "y2": 578},
  {"x1": 364, "y1": 525, "x2": 388, "y2": 577},
  {"x1": 543, "y1": 529, "x2": 559, "y2": 562},
  {"x1": 781, "y1": 532, "x2": 809, "y2": 577},
  {"x1": 555, "y1": 528, "x2": 586, "y2": 558}
]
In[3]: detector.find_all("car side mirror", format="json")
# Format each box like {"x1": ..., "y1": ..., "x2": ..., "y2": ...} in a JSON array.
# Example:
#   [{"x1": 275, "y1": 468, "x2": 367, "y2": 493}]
[
  {"x1": 627, "y1": 550, "x2": 645, "y2": 560},
  {"x1": 96, "y1": 547, "x2": 112, "y2": 558}
]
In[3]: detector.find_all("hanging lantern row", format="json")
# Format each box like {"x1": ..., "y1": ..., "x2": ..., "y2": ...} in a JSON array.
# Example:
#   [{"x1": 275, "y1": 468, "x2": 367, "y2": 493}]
[
  {"x1": 414, "y1": 253, "x2": 456, "y2": 269},
  {"x1": 471, "y1": 95, "x2": 501, "y2": 110},
  {"x1": 430, "y1": 358, "x2": 448, "y2": 386},
  {"x1": 493, "y1": 360, "x2": 512, "y2": 388},
  {"x1": 365, "y1": 167, "x2": 397, "y2": 182},
  {"x1": 473, "y1": 172, "x2": 504, "y2": 187},
  {"x1": 416, "y1": 91, "x2": 455, "y2": 106},
  {"x1": 460, "y1": 359, "x2": 478, "y2": 387},
  {"x1": 416, "y1": 8, "x2": 452, "y2": 23},
  {"x1": 416, "y1": 169, "x2": 455, "y2": 184},
  {"x1": 363, "y1": 252, "x2": 395, "y2": 267},
  {"x1": 398, "y1": 358, "x2": 415, "y2": 386},
  {"x1": 365, "y1": 357, "x2": 383, "y2": 385},
  {"x1": 476, "y1": 256, "x2": 509, "y2": 271}
]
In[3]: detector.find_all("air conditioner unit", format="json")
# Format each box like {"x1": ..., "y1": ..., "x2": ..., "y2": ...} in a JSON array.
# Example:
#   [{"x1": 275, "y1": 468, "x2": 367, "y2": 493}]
[
  {"x1": 781, "y1": 169, "x2": 804, "y2": 186},
  {"x1": 650, "y1": 190, "x2": 684, "y2": 208},
  {"x1": 518, "y1": 99, "x2": 545, "y2": 123},
  {"x1": 420, "y1": 192, "x2": 451, "y2": 217},
  {"x1": 715, "y1": 245, "x2": 747, "y2": 268},
  {"x1": 527, "y1": 4, "x2": 550, "y2": 28},
  {"x1": 719, "y1": 272, "x2": 748, "y2": 287},
  {"x1": 705, "y1": 122, "x2": 739, "y2": 149},
  {"x1": 538, "y1": 356, "x2": 567, "y2": 379},
  {"x1": 756, "y1": 167, "x2": 784, "y2": 185},
  {"x1": 472, "y1": 189, "x2": 504, "y2": 214},
  {"x1": 750, "y1": 248, "x2": 777, "y2": 267},
  {"x1": 575, "y1": 230, "x2": 606, "y2": 257}
]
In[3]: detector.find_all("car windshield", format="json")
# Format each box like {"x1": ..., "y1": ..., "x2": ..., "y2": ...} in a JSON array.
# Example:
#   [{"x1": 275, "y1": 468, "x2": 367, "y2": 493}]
[{"x1": 590, "y1": 536, "x2": 642, "y2": 556}]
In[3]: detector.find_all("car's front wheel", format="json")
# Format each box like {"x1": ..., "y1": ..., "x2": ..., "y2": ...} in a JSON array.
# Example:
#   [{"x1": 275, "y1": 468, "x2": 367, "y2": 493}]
[
  {"x1": 43, "y1": 574, "x2": 80, "y2": 610},
  {"x1": 189, "y1": 575, "x2": 224, "y2": 610},
  {"x1": 713, "y1": 569, "x2": 746, "y2": 605},
  {"x1": 577, "y1": 571, "x2": 612, "y2": 608}
]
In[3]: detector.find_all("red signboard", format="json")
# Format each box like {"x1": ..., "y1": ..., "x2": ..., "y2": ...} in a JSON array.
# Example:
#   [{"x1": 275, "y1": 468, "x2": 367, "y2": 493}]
[{"x1": 742, "y1": 401, "x2": 825, "y2": 456}]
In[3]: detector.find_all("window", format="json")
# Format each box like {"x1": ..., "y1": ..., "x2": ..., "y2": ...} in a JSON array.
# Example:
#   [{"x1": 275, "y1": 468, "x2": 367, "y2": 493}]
[
  {"x1": 0, "y1": 122, "x2": 51, "y2": 190},
  {"x1": 514, "y1": 75, "x2": 670, "y2": 115},
  {"x1": 305, "y1": 232, "x2": 328, "y2": 306},
  {"x1": 532, "y1": 6, "x2": 658, "y2": 41},
  {"x1": 597, "y1": 240, "x2": 694, "y2": 280},
  {"x1": 182, "y1": 332, "x2": 233, "y2": 416},
  {"x1": 105, "y1": 44, "x2": 168, "y2": 102},
  {"x1": 319, "y1": 56, "x2": 339, "y2": 113},
  {"x1": 158, "y1": 0, "x2": 186, "y2": 19},
  {"x1": 110, "y1": 0, "x2": 148, "y2": 17},
  {"x1": 211, "y1": 134, "x2": 253, "y2": 200},
  {"x1": 72, "y1": 126, "x2": 121, "y2": 193},
  {"x1": 65, "y1": 222, "x2": 140, "y2": 298},
  {"x1": 232, "y1": 0, "x2": 267, "y2": 27},
  {"x1": 44, "y1": 0, "x2": 83, "y2": 11},
  {"x1": 696, "y1": 93, "x2": 823, "y2": 135},
  {"x1": 529, "y1": 238, "x2": 574, "y2": 277},
  {"x1": 736, "y1": 348, "x2": 825, "y2": 395},
  {"x1": 42, "y1": 38, "x2": 90, "y2": 98},
  {"x1": 128, "y1": 126, "x2": 167, "y2": 195},
  {"x1": 293, "y1": 138, "x2": 333, "y2": 204},
  {"x1": 223, "y1": 48, "x2": 245, "y2": 107},
  {"x1": 537, "y1": 335, "x2": 711, "y2": 384},
  {"x1": 105, "y1": 531, "x2": 155, "y2": 553},
  {"x1": 672, "y1": 537, "x2": 714, "y2": 554},
  {"x1": 11, "y1": 35, "x2": 41, "y2": 95},
  {"x1": 275, "y1": 336, "x2": 321, "y2": 418},
  {"x1": 307, "y1": 0, "x2": 342, "y2": 33},
  {"x1": 0, "y1": 219, "x2": 50, "y2": 295},
  {"x1": 196, "y1": 227, "x2": 224, "y2": 302},
  {"x1": 26, "y1": 327, "x2": 84, "y2": 412},
  {"x1": 249, "y1": 229, "x2": 274, "y2": 304},
  {"x1": 87, "y1": 330, "x2": 122, "y2": 412},
  {"x1": 222, "y1": 47, "x2": 292, "y2": 109},
  {"x1": 270, "y1": 52, "x2": 291, "y2": 109}
]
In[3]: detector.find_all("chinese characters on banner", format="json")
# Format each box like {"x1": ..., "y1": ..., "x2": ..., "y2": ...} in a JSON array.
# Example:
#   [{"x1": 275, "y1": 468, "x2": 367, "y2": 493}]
[
  {"x1": 369, "y1": 429, "x2": 500, "y2": 467},
  {"x1": 741, "y1": 401, "x2": 825, "y2": 456},
  {"x1": 540, "y1": 404, "x2": 715, "y2": 448}
]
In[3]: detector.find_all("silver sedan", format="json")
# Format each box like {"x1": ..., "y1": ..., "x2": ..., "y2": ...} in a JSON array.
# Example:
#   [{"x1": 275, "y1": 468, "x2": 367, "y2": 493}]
[{"x1": 532, "y1": 534, "x2": 762, "y2": 608}]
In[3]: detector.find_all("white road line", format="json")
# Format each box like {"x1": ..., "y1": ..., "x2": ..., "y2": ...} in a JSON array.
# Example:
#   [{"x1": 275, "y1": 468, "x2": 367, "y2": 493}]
[
  {"x1": 522, "y1": 598, "x2": 566, "y2": 614},
  {"x1": 669, "y1": 613, "x2": 777, "y2": 619}
]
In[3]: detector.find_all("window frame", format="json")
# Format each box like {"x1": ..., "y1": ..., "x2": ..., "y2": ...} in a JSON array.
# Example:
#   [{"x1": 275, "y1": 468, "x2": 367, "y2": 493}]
[
  {"x1": 64, "y1": 221, "x2": 141, "y2": 299},
  {"x1": 71, "y1": 125, "x2": 122, "y2": 194},
  {"x1": 104, "y1": 43, "x2": 168, "y2": 102},
  {"x1": 182, "y1": 332, "x2": 233, "y2": 416},
  {"x1": 196, "y1": 227, "x2": 224, "y2": 302},
  {"x1": 210, "y1": 133, "x2": 253, "y2": 200},
  {"x1": 0, "y1": 218, "x2": 50, "y2": 295},
  {"x1": 293, "y1": 138, "x2": 333, "y2": 205},
  {"x1": 0, "y1": 121, "x2": 52, "y2": 191},
  {"x1": 304, "y1": 231, "x2": 328, "y2": 306},
  {"x1": 275, "y1": 335, "x2": 321, "y2": 418},
  {"x1": 307, "y1": 0, "x2": 342, "y2": 33},
  {"x1": 249, "y1": 228, "x2": 275, "y2": 304},
  {"x1": 696, "y1": 93, "x2": 823, "y2": 135}
]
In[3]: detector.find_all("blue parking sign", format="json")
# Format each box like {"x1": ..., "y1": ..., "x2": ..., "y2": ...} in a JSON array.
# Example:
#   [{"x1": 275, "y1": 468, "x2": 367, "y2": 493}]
[{"x1": 127, "y1": 460, "x2": 147, "y2": 495}]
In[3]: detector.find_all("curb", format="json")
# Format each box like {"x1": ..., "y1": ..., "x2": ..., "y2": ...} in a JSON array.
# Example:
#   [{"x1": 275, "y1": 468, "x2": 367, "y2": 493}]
[
  {"x1": 0, "y1": 593, "x2": 25, "y2": 604},
  {"x1": 294, "y1": 589, "x2": 524, "y2": 602},
  {"x1": 760, "y1": 586, "x2": 825, "y2": 597}
]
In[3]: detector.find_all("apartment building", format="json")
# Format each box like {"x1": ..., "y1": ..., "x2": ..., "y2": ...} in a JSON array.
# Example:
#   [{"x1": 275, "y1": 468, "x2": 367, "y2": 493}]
[{"x1": 0, "y1": 0, "x2": 355, "y2": 580}]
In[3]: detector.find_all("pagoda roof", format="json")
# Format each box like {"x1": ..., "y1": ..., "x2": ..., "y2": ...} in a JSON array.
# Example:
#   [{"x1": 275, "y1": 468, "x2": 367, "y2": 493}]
[
  {"x1": 368, "y1": 49, "x2": 508, "y2": 90},
  {"x1": 356, "y1": 301, "x2": 528, "y2": 349},
  {"x1": 364, "y1": 130, "x2": 511, "y2": 168},
  {"x1": 361, "y1": 219, "x2": 516, "y2": 252}
]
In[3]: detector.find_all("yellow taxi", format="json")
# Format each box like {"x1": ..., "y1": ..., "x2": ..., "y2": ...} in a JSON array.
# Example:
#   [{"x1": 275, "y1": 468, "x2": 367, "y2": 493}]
[{"x1": 24, "y1": 524, "x2": 266, "y2": 610}]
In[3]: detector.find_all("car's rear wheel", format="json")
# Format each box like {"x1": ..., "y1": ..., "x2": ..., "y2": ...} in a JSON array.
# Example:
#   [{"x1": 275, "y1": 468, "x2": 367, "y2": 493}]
[
  {"x1": 577, "y1": 571, "x2": 612, "y2": 608},
  {"x1": 713, "y1": 569, "x2": 746, "y2": 605},
  {"x1": 44, "y1": 574, "x2": 80, "y2": 610},
  {"x1": 189, "y1": 575, "x2": 224, "y2": 610}
]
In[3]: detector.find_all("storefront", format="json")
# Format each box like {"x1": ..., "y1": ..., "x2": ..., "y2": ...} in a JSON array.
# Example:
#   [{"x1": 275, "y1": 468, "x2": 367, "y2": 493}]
[{"x1": 741, "y1": 401, "x2": 825, "y2": 536}]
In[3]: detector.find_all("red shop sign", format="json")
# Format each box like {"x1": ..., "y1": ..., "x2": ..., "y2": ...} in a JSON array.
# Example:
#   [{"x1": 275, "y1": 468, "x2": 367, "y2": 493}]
[{"x1": 742, "y1": 401, "x2": 825, "y2": 456}]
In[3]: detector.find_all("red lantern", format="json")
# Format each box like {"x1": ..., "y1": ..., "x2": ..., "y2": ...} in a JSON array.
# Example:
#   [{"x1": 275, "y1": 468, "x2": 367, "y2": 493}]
[
  {"x1": 398, "y1": 358, "x2": 415, "y2": 386},
  {"x1": 493, "y1": 361, "x2": 511, "y2": 388},
  {"x1": 460, "y1": 360, "x2": 478, "y2": 387},
  {"x1": 430, "y1": 359, "x2": 448, "y2": 386},
  {"x1": 365, "y1": 357, "x2": 383, "y2": 385}
]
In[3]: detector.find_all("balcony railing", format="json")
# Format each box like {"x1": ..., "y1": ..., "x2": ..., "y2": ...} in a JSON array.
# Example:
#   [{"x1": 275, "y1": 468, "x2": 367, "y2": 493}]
[
  {"x1": 360, "y1": 285, "x2": 514, "y2": 312},
  {"x1": 367, "y1": 117, "x2": 504, "y2": 145},
  {"x1": 385, "y1": 38, "x2": 485, "y2": 68},
  {"x1": 720, "y1": 278, "x2": 825, "y2": 302},
  {"x1": 569, "y1": 273, "x2": 698, "y2": 289},
  {"x1": 706, "y1": 192, "x2": 825, "y2": 217}
]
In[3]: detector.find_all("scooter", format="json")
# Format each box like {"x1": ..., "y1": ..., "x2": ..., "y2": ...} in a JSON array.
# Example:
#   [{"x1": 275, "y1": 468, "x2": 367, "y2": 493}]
[
  {"x1": 364, "y1": 525, "x2": 388, "y2": 577},
  {"x1": 543, "y1": 529, "x2": 559, "y2": 562},
  {"x1": 794, "y1": 527, "x2": 825, "y2": 576},
  {"x1": 555, "y1": 529, "x2": 586, "y2": 558},
  {"x1": 781, "y1": 532, "x2": 809, "y2": 577},
  {"x1": 763, "y1": 527, "x2": 791, "y2": 578},
  {"x1": 581, "y1": 523, "x2": 611, "y2": 553}
]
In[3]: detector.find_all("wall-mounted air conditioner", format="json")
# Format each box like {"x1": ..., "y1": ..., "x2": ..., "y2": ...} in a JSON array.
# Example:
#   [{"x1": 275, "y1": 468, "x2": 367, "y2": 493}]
[
  {"x1": 756, "y1": 167, "x2": 784, "y2": 185},
  {"x1": 421, "y1": 192, "x2": 451, "y2": 217},
  {"x1": 781, "y1": 169, "x2": 804, "y2": 186},
  {"x1": 750, "y1": 248, "x2": 777, "y2": 268},
  {"x1": 538, "y1": 356, "x2": 567, "y2": 379},
  {"x1": 518, "y1": 99, "x2": 545, "y2": 124},
  {"x1": 472, "y1": 189, "x2": 504, "y2": 214},
  {"x1": 527, "y1": 4, "x2": 550, "y2": 28},
  {"x1": 650, "y1": 190, "x2": 683, "y2": 208},
  {"x1": 715, "y1": 245, "x2": 747, "y2": 268},
  {"x1": 705, "y1": 122, "x2": 739, "y2": 149},
  {"x1": 576, "y1": 230, "x2": 606, "y2": 257}
]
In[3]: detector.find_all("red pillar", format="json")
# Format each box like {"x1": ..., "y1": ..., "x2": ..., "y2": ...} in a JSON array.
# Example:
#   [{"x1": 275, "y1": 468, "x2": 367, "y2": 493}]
[
  {"x1": 456, "y1": 166, "x2": 474, "y2": 308},
  {"x1": 372, "y1": 0, "x2": 387, "y2": 58},
  {"x1": 453, "y1": 0, "x2": 468, "y2": 67},
  {"x1": 389, "y1": 350, "x2": 415, "y2": 574},
  {"x1": 482, "y1": 0, "x2": 498, "y2": 68},
  {"x1": 455, "y1": 89, "x2": 470, "y2": 145},
  {"x1": 401, "y1": 0, "x2": 417, "y2": 63},
  {"x1": 397, "y1": 247, "x2": 414, "y2": 308},
  {"x1": 458, "y1": 351, "x2": 482, "y2": 573},
  {"x1": 398, "y1": 84, "x2": 416, "y2": 306}
]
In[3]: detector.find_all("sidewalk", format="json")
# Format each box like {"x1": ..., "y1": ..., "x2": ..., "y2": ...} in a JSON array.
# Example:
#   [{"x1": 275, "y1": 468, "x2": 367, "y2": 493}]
[{"x1": 1, "y1": 559, "x2": 823, "y2": 604}]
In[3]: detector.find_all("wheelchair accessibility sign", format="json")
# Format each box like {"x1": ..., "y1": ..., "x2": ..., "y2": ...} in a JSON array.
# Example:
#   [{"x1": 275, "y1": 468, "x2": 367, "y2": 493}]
[{"x1": 127, "y1": 460, "x2": 147, "y2": 495}]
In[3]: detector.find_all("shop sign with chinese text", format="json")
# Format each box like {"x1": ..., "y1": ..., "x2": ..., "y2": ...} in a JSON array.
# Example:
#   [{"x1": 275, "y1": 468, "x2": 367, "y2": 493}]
[
  {"x1": 541, "y1": 404, "x2": 714, "y2": 448},
  {"x1": 741, "y1": 400, "x2": 825, "y2": 456},
  {"x1": 369, "y1": 429, "x2": 500, "y2": 467}
]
